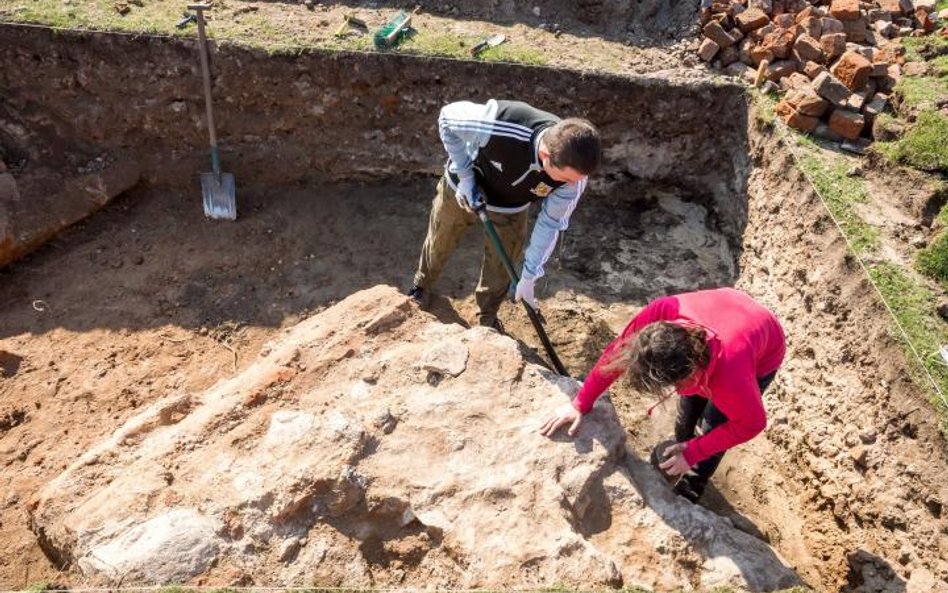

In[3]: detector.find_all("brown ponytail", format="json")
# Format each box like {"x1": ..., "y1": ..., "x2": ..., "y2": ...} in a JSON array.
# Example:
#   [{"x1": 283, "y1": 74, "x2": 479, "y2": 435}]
[{"x1": 603, "y1": 321, "x2": 710, "y2": 395}]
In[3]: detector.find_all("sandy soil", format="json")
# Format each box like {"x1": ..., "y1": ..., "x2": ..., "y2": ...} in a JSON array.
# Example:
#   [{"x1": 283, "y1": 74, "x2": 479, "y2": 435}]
[
  {"x1": 3, "y1": 129, "x2": 948, "y2": 590},
  {"x1": 0, "y1": 175, "x2": 737, "y2": 587}
]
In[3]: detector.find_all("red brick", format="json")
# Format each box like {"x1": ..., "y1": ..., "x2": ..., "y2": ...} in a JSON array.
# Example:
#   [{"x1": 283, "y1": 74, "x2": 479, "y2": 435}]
[
  {"x1": 821, "y1": 32, "x2": 848, "y2": 61},
  {"x1": 874, "y1": 44, "x2": 905, "y2": 66},
  {"x1": 794, "y1": 34, "x2": 824, "y2": 62},
  {"x1": 842, "y1": 18, "x2": 868, "y2": 43},
  {"x1": 739, "y1": 38, "x2": 756, "y2": 65},
  {"x1": 751, "y1": 0, "x2": 773, "y2": 14},
  {"x1": 877, "y1": 0, "x2": 907, "y2": 15},
  {"x1": 752, "y1": 22, "x2": 775, "y2": 40},
  {"x1": 775, "y1": 99, "x2": 796, "y2": 119},
  {"x1": 763, "y1": 28, "x2": 796, "y2": 59},
  {"x1": 794, "y1": 88, "x2": 831, "y2": 116},
  {"x1": 917, "y1": 9, "x2": 937, "y2": 33},
  {"x1": 869, "y1": 61, "x2": 889, "y2": 77},
  {"x1": 777, "y1": 102, "x2": 821, "y2": 132},
  {"x1": 847, "y1": 91, "x2": 867, "y2": 111},
  {"x1": 863, "y1": 92, "x2": 889, "y2": 117},
  {"x1": 767, "y1": 59, "x2": 798, "y2": 80},
  {"x1": 831, "y1": 50, "x2": 873, "y2": 91},
  {"x1": 788, "y1": 71, "x2": 811, "y2": 87},
  {"x1": 805, "y1": 61, "x2": 828, "y2": 79},
  {"x1": 699, "y1": 37, "x2": 721, "y2": 61},
  {"x1": 704, "y1": 20, "x2": 737, "y2": 47},
  {"x1": 795, "y1": 6, "x2": 817, "y2": 22},
  {"x1": 736, "y1": 7, "x2": 771, "y2": 32},
  {"x1": 828, "y1": 108, "x2": 866, "y2": 139},
  {"x1": 829, "y1": 0, "x2": 861, "y2": 20},
  {"x1": 821, "y1": 17, "x2": 845, "y2": 34},
  {"x1": 719, "y1": 45, "x2": 741, "y2": 65},
  {"x1": 813, "y1": 70, "x2": 853, "y2": 106},
  {"x1": 799, "y1": 16, "x2": 823, "y2": 39},
  {"x1": 750, "y1": 44, "x2": 775, "y2": 65},
  {"x1": 774, "y1": 13, "x2": 795, "y2": 27}
]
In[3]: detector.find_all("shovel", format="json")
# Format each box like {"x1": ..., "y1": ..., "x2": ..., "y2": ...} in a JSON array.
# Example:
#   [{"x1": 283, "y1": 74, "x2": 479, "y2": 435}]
[
  {"x1": 473, "y1": 201, "x2": 569, "y2": 377},
  {"x1": 189, "y1": 3, "x2": 237, "y2": 221},
  {"x1": 470, "y1": 33, "x2": 506, "y2": 57}
]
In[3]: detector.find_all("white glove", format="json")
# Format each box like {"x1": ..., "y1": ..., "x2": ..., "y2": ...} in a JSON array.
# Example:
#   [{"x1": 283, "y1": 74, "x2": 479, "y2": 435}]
[
  {"x1": 455, "y1": 173, "x2": 479, "y2": 211},
  {"x1": 514, "y1": 275, "x2": 538, "y2": 310}
]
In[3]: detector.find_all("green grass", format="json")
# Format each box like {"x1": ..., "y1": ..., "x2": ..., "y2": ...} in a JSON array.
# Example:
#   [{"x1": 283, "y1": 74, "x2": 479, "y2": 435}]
[
  {"x1": 481, "y1": 42, "x2": 548, "y2": 66},
  {"x1": 903, "y1": 34, "x2": 948, "y2": 63},
  {"x1": 868, "y1": 262, "x2": 948, "y2": 429},
  {"x1": 795, "y1": 146, "x2": 880, "y2": 254},
  {"x1": 877, "y1": 110, "x2": 948, "y2": 173},
  {"x1": 918, "y1": 228, "x2": 948, "y2": 283},
  {"x1": 0, "y1": 0, "x2": 547, "y2": 64},
  {"x1": 892, "y1": 75, "x2": 948, "y2": 110},
  {"x1": 932, "y1": 54, "x2": 948, "y2": 76},
  {"x1": 752, "y1": 88, "x2": 779, "y2": 127}
]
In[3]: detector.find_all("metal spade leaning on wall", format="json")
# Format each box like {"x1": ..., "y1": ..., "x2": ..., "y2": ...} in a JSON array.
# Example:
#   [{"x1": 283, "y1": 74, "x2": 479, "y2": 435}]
[{"x1": 189, "y1": 3, "x2": 237, "y2": 220}]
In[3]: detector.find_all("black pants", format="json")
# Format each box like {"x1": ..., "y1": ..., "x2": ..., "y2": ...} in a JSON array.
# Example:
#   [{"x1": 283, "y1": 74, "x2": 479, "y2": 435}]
[{"x1": 672, "y1": 371, "x2": 777, "y2": 500}]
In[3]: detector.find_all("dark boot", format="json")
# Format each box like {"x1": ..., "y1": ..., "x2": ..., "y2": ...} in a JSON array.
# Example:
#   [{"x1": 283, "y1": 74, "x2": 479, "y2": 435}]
[
  {"x1": 673, "y1": 476, "x2": 704, "y2": 503},
  {"x1": 478, "y1": 315, "x2": 505, "y2": 335},
  {"x1": 407, "y1": 285, "x2": 431, "y2": 310}
]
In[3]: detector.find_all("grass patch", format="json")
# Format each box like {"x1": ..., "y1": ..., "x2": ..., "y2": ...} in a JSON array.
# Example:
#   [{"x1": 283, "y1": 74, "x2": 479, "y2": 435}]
[
  {"x1": 481, "y1": 42, "x2": 548, "y2": 66},
  {"x1": 752, "y1": 88, "x2": 779, "y2": 127},
  {"x1": 903, "y1": 34, "x2": 948, "y2": 63},
  {"x1": 795, "y1": 145, "x2": 880, "y2": 254},
  {"x1": 0, "y1": 0, "x2": 548, "y2": 64},
  {"x1": 893, "y1": 75, "x2": 948, "y2": 110},
  {"x1": 392, "y1": 31, "x2": 547, "y2": 65},
  {"x1": 876, "y1": 110, "x2": 948, "y2": 173},
  {"x1": 868, "y1": 262, "x2": 948, "y2": 430},
  {"x1": 918, "y1": 229, "x2": 948, "y2": 284}
]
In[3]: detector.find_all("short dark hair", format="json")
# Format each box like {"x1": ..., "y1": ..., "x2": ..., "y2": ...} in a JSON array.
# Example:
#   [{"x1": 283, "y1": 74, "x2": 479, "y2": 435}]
[{"x1": 544, "y1": 118, "x2": 601, "y2": 175}]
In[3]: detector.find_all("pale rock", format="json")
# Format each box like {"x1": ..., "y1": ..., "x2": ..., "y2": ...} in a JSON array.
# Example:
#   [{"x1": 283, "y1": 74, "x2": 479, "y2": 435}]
[{"x1": 30, "y1": 287, "x2": 803, "y2": 590}]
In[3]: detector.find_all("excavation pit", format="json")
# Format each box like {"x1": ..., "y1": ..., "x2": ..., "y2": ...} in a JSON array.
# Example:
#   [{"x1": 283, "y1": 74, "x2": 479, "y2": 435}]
[{"x1": 1, "y1": 21, "x2": 948, "y2": 593}]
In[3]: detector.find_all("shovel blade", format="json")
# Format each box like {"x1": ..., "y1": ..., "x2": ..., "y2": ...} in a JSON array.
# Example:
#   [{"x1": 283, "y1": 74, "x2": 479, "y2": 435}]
[{"x1": 200, "y1": 171, "x2": 237, "y2": 220}]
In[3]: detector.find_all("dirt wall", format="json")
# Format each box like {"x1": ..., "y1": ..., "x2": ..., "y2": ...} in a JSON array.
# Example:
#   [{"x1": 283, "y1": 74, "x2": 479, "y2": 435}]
[
  {"x1": 730, "y1": 115, "x2": 948, "y2": 591},
  {"x1": 0, "y1": 23, "x2": 749, "y2": 237}
]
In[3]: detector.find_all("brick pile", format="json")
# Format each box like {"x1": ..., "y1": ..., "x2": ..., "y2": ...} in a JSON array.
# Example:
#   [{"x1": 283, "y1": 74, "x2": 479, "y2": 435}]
[{"x1": 698, "y1": 0, "x2": 942, "y2": 146}]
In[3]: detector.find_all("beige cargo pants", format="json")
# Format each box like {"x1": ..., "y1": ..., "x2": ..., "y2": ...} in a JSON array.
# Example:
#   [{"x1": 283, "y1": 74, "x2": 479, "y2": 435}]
[{"x1": 413, "y1": 177, "x2": 529, "y2": 326}]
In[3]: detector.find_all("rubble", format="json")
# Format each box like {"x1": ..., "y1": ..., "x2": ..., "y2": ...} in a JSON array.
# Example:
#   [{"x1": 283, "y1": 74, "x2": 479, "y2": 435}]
[{"x1": 699, "y1": 0, "x2": 931, "y2": 145}]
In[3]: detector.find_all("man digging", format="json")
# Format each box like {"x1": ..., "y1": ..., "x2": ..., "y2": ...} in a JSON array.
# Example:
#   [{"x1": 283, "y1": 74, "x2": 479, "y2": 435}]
[{"x1": 407, "y1": 99, "x2": 601, "y2": 332}]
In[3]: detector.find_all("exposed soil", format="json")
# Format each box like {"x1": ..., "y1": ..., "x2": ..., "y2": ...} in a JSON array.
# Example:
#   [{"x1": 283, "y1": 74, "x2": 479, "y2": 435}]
[
  {"x1": 2, "y1": 120, "x2": 948, "y2": 590},
  {"x1": 1, "y1": 2, "x2": 948, "y2": 591}
]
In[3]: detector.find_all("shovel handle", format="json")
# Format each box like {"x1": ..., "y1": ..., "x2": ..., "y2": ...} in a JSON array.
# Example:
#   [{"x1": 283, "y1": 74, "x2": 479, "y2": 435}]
[
  {"x1": 475, "y1": 205, "x2": 570, "y2": 377},
  {"x1": 191, "y1": 4, "x2": 220, "y2": 175}
]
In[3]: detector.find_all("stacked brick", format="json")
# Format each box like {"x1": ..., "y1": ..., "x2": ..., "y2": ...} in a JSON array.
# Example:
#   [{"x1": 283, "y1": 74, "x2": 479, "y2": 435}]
[{"x1": 697, "y1": 0, "x2": 938, "y2": 144}]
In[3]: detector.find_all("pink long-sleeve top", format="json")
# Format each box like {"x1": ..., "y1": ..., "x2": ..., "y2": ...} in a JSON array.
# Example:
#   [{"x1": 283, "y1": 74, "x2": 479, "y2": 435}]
[{"x1": 573, "y1": 288, "x2": 786, "y2": 466}]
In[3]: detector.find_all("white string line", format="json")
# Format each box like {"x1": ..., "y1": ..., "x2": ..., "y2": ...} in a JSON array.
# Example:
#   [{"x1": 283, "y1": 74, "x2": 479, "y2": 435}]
[{"x1": 775, "y1": 116, "x2": 948, "y2": 414}]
